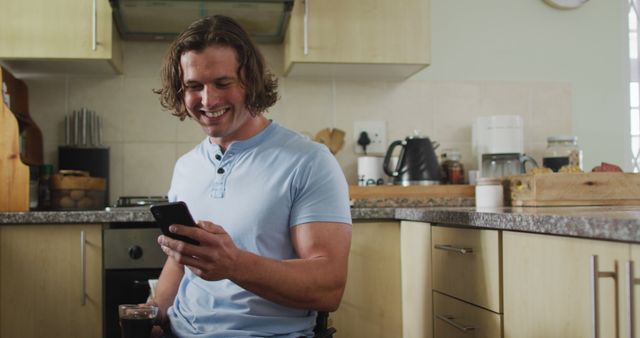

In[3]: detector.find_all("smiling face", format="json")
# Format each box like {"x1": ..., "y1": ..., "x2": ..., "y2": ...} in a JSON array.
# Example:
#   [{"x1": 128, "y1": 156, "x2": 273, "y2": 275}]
[{"x1": 180, "y1": 45, "x2": 268, "y2": 150}]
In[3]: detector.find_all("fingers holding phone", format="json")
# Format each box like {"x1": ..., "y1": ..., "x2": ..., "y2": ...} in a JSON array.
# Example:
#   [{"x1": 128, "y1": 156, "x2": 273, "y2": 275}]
[{"x1": 150, "y1": 202, "x2": 200, "y2": 245}]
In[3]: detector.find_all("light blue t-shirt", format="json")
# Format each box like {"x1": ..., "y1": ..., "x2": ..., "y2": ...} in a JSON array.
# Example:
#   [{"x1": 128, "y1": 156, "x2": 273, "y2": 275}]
[{"x1": 166, "y1": 121, "x2": 352, "y2": 338}]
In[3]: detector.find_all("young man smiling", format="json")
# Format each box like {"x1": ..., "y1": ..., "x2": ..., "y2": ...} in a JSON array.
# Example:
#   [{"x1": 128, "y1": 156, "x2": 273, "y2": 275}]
[{"x1": 150, "y1": 15, "x2": 352, "y2": 338}]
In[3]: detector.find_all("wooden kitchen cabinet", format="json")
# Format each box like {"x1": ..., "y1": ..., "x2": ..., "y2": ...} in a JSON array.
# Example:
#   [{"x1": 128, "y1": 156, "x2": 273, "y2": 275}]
[
  {"x1": 0, "y1": 224, "x2": 103, "y2": 338},
  {"x1": 283, "y1": 0, "x2": 430, "y2": 79},
  {"x1": 0, "y1": 0, "x2": 123, "y2": 74},
  {"x1": 503, "y1": 232, "x2": 629, "y2": 338},
  {"x1": 332, "y1": 220, "x2": 432, "y2": 338}
]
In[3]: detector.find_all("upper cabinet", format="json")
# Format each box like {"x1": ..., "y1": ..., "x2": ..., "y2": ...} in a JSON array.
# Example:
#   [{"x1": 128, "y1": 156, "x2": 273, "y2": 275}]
[
  {"x1": 0, "y1": 0, "x2": 123, "y2": 75},
  {"x1": 283, "y1": 0, "x2": 430, "y2": 79}
]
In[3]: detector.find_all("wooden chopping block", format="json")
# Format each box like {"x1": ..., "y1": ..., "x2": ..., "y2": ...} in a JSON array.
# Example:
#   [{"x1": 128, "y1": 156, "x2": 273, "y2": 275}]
[
  {"x1": 509, "y1": 172, "x2": 640, "y2": 206},
  {"x1": 314, "y1": 128, "x2": 345, "y2": 155},
  {"x1": 0, "y1": 102, "x2": 29, "y2": 211},
  {"x1": 349, "y1": 184, "x2": 475, "y2": 199}
]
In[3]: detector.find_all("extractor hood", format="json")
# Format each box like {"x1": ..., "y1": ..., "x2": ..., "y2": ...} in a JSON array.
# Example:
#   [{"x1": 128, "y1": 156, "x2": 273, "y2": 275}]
[{"x1": 109, "y1": 0, "x2": 294, "y2": 43}]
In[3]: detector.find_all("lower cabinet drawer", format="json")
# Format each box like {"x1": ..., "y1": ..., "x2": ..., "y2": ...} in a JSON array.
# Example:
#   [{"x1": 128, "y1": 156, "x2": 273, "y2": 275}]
[
  {"x1": 433, "y1": 291, "x2": 502, "y2": 338},
  {"x1": 432, "y1": 225, "x2": 501, "y2": 312}
]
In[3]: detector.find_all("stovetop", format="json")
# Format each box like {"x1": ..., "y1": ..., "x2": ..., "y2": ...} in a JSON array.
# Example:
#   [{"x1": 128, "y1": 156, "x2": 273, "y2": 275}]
[{"x1": 105, "y1": 196, "x2": 168, "y2": 211}]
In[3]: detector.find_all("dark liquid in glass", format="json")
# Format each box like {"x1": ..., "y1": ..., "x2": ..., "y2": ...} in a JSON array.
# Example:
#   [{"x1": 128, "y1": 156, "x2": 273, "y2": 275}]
[
  {"x1": 543, "y1": 156, "x2": 569, "y2": 172},
  {"x1": 120, "y1": 316, "x2": 153, "y2": 338}
]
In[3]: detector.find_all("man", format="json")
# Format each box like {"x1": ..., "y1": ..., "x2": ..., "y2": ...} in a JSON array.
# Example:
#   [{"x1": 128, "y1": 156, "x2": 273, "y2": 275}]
[{"x1": 150, "y1": 15, "x2": 352, "y2": 337}]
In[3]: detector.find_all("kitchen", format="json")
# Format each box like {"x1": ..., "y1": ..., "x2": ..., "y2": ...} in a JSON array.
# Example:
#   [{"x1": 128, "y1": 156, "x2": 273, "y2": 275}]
[{"x1": 0, "y1": 0, "x2": 637, "y2": 337}]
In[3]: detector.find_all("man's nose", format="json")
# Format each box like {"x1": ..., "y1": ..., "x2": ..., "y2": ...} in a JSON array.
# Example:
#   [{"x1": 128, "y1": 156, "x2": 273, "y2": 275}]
[{"x1": 202, "y1": 86, "x2": 220, "y2": 107}]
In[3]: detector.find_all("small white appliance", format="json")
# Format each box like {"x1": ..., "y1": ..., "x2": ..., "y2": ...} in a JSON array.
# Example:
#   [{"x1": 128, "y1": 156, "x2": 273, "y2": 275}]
[{"x1": 472, "y1": 115, "x2": 524, "y2": 178}]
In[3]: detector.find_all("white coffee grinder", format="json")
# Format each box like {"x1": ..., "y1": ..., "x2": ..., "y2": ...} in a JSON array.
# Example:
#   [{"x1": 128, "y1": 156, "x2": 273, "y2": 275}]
[{"x1": 472, "y1": 115, "x2": 535, "y2": 178}]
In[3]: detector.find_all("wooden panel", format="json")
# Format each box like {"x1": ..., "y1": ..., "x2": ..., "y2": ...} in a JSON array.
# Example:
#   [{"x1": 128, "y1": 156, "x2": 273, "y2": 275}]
[
  {"x1": 433, "y1": 291, "x2": 502, "y2": 338},
  {"x1": 284, "y1": 0, "x2": 429, "y2": 77},
  {"x1": 400, "y1": 221, "x2": 432, "y2": 338},
  {"x1": 432, "y1": 226, "x2": 502, "y2": 313},
  {"x1": 509, "y1": 172, "x2": 640, "y2": 206},
  {"x1": 503, "y1": 232, "x2": 628, "y2": 338},
  {"x1": 0, "y1": 0, "x2": 115, "y2": 59},
  {"x1": 349, "y1": 185, "x2": 474, "y2": 200},
  {"x1": 332, "y1": 221, "x2": 403, "y2": 338},
  {"x1": 0, "y1": 68, "x2": 29, "y2": 211},
  {"x1": 0, "y1": 102, "x2": 28, "y2": 211},
  {"x1": 632, "y1": 244, "x2": 640, "y2": 337},
  {"x1": 0, "y1": 225, "x2": 103, "y2": 338}
]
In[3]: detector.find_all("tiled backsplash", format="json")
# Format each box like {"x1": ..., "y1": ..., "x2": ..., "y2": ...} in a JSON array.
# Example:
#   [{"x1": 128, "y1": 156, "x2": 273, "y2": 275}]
[{"x1": 24, "y1": 42, "x2": 571, "y2": 202}]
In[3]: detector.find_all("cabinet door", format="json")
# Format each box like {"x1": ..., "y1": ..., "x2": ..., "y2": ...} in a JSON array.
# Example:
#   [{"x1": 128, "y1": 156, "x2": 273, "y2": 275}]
[
  {"x1": 400, "y1": 221, "x2": 432, "y2": 338},
  {"x1": 0, "y1": 224, "x2": 103, "y2": 338},
  {"x1": 284, "y1": 0, "x2": 430, "y2": 77},
  {"x1": 332, "y1": 221, "x2": 403, "y2": 338},
  {"x1": 0, "y1": 0, "x2": 116, "y2": 59},
  {"x1": 631, "y1": 244, "x2": 640, "y2": 337},
  {"x1": 503, "y1": 232, "x2": 628, "y2": 338}
]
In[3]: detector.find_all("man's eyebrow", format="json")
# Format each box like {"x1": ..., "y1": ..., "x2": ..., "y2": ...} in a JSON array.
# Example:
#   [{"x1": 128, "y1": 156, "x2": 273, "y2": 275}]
[{"x1": 183, "y1": 76, "x2": 237, "y2": 84}]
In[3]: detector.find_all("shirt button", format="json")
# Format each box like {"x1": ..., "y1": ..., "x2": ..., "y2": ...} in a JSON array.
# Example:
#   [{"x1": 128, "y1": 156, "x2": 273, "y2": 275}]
[
  {"x1": 217, "y1": 168, "x2": 225, "y2": 174},
  {"x1": 215, "y1": 154, "x2": 222, "y2": 160}
]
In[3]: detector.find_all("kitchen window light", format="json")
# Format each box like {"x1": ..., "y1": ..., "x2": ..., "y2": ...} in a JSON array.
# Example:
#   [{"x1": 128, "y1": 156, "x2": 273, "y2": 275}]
[{"x1": 629, "y1": 0, "x2": 640, "y2": 172}]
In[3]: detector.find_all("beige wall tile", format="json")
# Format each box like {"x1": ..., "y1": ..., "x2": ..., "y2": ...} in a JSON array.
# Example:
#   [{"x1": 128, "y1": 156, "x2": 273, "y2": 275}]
[
  {"x1": 530, "y1": 82, "x2": 572, "y2": 144},
  {"x1": 25, "y1": 76, "x2": 68, "y2": 166},
  {"x1": 122, "y1": 142, "x2": 176, "y2": 196},
  {"x1": 119, "y1": 77, "x2": 176, "y2": 142},
  {"x1": 432, "y1": 82, "x2": 482, "y2": 144},
  {"x1": 121, "y1": 41, "x2": 168, "y2": 79},
  {"x1": 67, "y1": 76, "x2": 125, "y2": 142},
  {"x1": 25, "y1": 42, "x2": 574, "y2": 189},
  {"x1": 276, "y1": 78, "x2": 335, "y2": 134},
  {"x1": 108, "y1": 143, "x2": 124, "y2": 203}
]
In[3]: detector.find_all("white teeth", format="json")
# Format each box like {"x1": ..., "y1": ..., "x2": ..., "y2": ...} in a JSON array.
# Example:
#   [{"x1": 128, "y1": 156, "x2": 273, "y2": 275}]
[{"x1": 204, "y1": 108, "x2": 226, "y2": 118}]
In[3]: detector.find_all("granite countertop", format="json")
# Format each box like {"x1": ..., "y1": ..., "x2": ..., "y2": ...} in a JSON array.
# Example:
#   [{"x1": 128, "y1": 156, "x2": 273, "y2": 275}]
[{"x1": 1, "y1": 205, "x2": 640, "y2": 243}]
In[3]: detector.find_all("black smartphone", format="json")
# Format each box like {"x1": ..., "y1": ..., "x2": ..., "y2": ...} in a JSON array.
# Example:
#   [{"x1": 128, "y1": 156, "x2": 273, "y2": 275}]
[{"x1": 149, "y1": 201, "x2": 200, "y2": 245}]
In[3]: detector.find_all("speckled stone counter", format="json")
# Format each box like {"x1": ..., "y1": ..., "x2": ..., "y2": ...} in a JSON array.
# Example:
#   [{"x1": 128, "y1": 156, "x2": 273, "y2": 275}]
[
  {"x1": 350, "y1": 197, "x2": 474, "y2": 208},
  {"x1": 0, "y1": 209, "x2": 156, "y2": 224},
  {"x1": 2, "y1": 206, "x2": 640, "y2": 243},
  {"x1": 397, "y1": 206, "x2": 640, "y2": 243}
]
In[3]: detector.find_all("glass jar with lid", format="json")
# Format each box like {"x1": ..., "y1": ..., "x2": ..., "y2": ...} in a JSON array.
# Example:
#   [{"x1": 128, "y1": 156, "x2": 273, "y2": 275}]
[
  {"x1": 440, "y1": 149, "x2": 464, "y2": 184},
  {"x1": 542, "y1": 135, "x2": 582, "y2": 172}
]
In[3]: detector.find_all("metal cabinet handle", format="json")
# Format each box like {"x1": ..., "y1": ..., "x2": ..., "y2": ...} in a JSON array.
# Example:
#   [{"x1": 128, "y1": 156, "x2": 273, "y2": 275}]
[
  {"x1": 92, "y1": 0, "x2": 97, "y2": 51},
  {"x1": 80, "y1": 230, "x2": 87, "y2": 305},
  {"x1": 627, "y1": 261, "x2": 640, "y2": 338},
  {"x1": 591, "y1": 255, "x2": 617, "y2": 338},
  {"x1": 434, "y1": 244, "x2": 473, "y2": 255},
  {"x1": 436, "y1": 314, "x2": 475, "y2": 332},
  {"x1": 303, "y1": 0, "x2": 309, "y2": 55}
]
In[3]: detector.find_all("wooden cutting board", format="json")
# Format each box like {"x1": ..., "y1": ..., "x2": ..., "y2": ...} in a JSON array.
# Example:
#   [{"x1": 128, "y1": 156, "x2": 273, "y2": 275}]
[
  {"x1": 0, "y1": 102, "x2": 29, "y2": 211},
  {"x1": 508, "y1": 172, "x2": 640, "y2": 207},
  {"x1": 349, "y1": 184, "x2": 475, "y2": 199}
]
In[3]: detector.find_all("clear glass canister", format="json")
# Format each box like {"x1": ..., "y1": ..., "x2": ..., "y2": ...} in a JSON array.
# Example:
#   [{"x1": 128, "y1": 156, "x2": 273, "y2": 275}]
[{"x1": 542, "y1": 136, "x2": 582, "y2": 172}]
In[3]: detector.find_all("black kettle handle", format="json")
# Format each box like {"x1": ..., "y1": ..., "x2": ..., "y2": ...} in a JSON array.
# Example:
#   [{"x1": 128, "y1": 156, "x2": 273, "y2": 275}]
[{"x1": 383, "y1": 140, "x2": 406, "y2": 177}]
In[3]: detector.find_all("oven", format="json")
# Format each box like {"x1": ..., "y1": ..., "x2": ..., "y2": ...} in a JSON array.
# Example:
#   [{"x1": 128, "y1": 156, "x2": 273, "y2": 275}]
[{"x1": 104, "y1": 197, "x2": 167, "y2": 338}]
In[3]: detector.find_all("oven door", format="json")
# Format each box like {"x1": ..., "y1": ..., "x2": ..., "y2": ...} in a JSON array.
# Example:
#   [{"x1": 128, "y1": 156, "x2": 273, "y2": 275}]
[{"x1": 104, "y1": 227, "x2": 165, "y2": 338}]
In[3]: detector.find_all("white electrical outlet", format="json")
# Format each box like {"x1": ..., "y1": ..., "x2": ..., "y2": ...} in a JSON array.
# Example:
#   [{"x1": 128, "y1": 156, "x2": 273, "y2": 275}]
[{"x1": 354, "y1": 120, "x2": 387, "y2": 154}]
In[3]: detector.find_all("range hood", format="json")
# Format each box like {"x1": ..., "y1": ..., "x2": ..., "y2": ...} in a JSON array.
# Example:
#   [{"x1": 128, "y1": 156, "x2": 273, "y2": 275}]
[{"x1": 109, "y1": 0, "x2": 294, "y2": 43}]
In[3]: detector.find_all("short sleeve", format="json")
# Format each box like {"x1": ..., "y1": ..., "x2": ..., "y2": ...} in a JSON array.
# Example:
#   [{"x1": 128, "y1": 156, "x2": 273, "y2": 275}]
[{"x1": 289, "y1": 147, "x2": 352, "y2": 227}]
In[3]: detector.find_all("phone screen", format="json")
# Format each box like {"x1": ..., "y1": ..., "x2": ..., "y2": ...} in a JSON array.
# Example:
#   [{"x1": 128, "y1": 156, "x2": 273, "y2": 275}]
[{"x1": 150, "y1": 201, "x2": 200, "y2": 245}]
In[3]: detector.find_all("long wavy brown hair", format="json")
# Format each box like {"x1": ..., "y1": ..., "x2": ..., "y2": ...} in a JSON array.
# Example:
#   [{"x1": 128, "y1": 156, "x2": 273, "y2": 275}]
[{"x1": 154, "y1": 15, "x2": 278, "y2": 120}]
